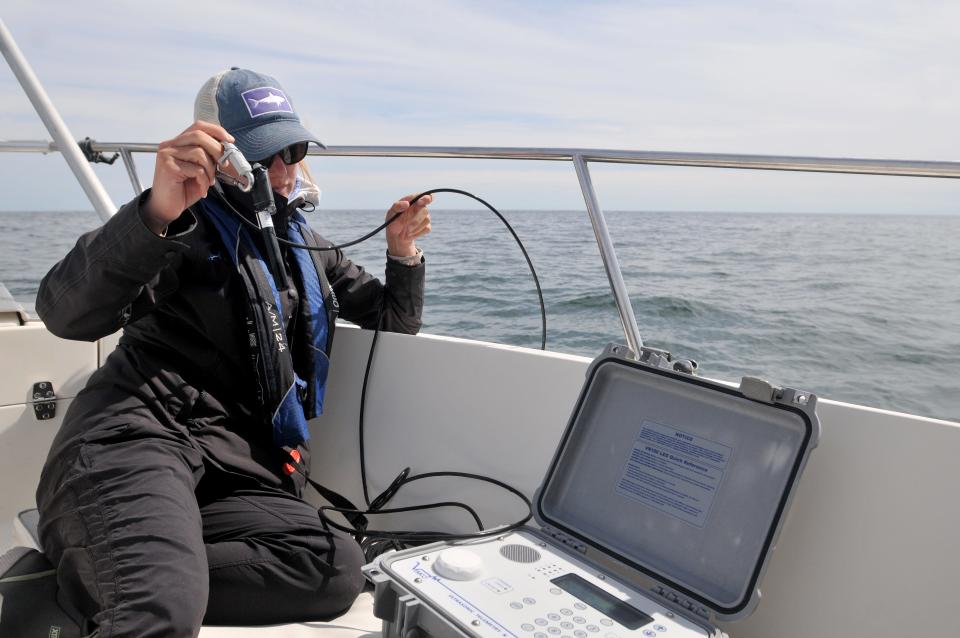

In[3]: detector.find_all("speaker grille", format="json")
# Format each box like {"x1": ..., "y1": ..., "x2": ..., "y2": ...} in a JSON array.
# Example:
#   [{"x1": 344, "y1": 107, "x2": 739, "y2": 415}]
[{"x1": 499, "y1": 544, "x2": 541, "y2": 563}]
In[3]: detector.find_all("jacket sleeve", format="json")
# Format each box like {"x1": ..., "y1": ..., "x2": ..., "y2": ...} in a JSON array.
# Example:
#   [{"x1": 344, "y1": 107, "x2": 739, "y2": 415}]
[
  {"x1": 319, "y1": 237, "x2": 424, "y2": 335},
  {"x1": 35, "y1": 190, "x2": 197, "y2": 341}
]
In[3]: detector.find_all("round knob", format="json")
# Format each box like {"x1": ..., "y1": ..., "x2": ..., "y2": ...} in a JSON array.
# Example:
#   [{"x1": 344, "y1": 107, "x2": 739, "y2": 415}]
[{"x1": 432, "y1": 547, "x2": 483, "y2": 581}]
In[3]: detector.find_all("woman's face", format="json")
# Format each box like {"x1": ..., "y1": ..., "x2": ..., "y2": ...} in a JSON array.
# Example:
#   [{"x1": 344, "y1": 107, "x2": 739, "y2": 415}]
[{"x1": 266, "y1": 153, "x2": 298, "y2": 198}]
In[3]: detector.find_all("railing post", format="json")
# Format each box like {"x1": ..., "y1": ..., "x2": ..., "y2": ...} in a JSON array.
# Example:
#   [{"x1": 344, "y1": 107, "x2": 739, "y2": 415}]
[
  {"x1": 119, "y1": 148, "x2": 144, "y2": 194},
  {"x1": 0, "y1": 19, "x2": 116, "y2": 221},
  {"x1": 573, "y1": 154, "x2": 644, "y2": 355}
]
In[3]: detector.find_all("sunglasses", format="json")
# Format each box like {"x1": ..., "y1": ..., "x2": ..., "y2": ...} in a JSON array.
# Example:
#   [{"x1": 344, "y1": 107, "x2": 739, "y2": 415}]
[{"x1": 256, "y1": 141, "x2": 309, "y2": 167}]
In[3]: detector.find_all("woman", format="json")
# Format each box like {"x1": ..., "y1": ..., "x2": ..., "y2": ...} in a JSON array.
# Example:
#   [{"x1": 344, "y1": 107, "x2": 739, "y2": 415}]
[{"x1": 33, "y1": 68, "x2": 431, "y2": 637}]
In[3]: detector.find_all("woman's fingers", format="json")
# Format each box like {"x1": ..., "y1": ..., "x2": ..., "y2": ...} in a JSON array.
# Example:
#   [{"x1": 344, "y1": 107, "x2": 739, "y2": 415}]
[
  {"x1": 166, "y1": 146, "x2": 217, "y2": 188},
  {"x1": 405, "y1": 215, "x2": 432, "y2": 239},
  {"x1": 171, "y1": 157, "x2": 210, "y2": 201},
  {"x1": 147, "y1": 122, "x2": 237, "y2": 230},
  {"x1": 166, "y1": 129, "x2": 228, "y2": 166},
  {"x1": 182, "y1": 120, "x2": 234, "y2": 144}
]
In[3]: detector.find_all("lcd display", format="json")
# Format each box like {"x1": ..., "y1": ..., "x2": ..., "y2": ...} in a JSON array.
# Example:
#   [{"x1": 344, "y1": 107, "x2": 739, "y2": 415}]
[{"x1": 551, "y1": 574, "x2": 654, "y2": 630}]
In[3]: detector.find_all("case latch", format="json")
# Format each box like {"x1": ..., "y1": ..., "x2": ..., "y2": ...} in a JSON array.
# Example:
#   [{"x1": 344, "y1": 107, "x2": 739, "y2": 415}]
[
  {"x1": 395, "y1": 593, "x2": 422, "y2": 638},
  {"x1": 366, "y1": 565, "x2": 424, "y2": 638},
  {"x1": 540, "y1": 525, "x2": 588, "y2": 554},
  {"x1": 740, "y1": 377, "x2": 817, "y2": 410},
  {"x1": 739, "y1": 376, "x2": 780, "y2": 404}
]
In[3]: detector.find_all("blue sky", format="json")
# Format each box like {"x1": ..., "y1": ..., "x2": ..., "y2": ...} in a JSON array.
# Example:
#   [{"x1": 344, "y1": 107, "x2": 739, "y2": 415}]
[{"x1": 1, "y1": 0, "x2": 958, "y2": 213}]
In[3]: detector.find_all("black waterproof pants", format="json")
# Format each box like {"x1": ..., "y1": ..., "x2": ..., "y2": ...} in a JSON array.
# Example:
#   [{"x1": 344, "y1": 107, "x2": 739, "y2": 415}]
[{"x1": 35, "y1": 434, "x2": 366, "y2": 638}]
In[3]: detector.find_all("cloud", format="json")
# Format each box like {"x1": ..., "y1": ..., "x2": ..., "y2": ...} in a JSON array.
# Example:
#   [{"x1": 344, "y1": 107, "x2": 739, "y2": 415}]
[{"x1": 1, "y1": 0, "x2": 957, "y2": 212}]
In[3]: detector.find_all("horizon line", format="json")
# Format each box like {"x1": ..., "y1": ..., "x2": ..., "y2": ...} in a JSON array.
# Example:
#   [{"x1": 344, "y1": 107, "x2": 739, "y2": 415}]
[{"x1": 2, "y1": 208, "x2": 957, "y2": 217}]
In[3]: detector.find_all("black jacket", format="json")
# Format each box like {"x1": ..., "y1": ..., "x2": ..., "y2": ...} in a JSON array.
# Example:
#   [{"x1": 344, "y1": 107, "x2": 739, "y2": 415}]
[{"x1": 35, "y1": 189, "x2": 424, "y2": 493}]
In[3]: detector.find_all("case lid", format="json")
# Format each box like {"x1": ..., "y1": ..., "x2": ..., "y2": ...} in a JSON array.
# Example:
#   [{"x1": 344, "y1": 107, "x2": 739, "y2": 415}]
[{"x1": 535, "y1": 351, "x2": 819, "y2": 621}]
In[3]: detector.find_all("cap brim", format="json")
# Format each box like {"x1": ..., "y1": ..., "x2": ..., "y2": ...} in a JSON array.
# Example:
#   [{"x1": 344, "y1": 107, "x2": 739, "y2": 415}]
[{"x1": 232, "y1": 120, "x2": 324, "y2": 163}]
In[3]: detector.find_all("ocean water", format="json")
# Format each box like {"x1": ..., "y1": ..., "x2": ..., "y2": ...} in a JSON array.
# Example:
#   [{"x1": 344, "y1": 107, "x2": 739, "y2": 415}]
[{"x1": 1, "y1": 209, "x2": 957, "y2": 422}]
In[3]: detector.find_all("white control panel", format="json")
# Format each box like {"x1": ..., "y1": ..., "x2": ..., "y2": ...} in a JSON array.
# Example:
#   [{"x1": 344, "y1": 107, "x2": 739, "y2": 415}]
[{"x1": 382, "y1": 531, "x2": 709, "y2": 638}]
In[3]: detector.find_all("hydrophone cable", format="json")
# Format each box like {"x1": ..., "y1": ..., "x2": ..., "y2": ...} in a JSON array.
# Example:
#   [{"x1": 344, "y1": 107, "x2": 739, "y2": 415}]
[
  {"x1": 218, "y1": 187, "x2": 547, "y2": 350},
  {"x1": 217, "y1": 184, "x2": 541, "y2": 550}
]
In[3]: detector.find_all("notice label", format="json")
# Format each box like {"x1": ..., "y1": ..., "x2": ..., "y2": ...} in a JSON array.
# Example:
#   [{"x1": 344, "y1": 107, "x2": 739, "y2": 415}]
[{"x1": 616, "y1": 421, "x2": 732, "y2": 527}]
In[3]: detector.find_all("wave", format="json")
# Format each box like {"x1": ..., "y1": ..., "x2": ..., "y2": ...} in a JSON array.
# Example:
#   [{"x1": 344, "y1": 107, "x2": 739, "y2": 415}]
[
  {"x1": 638, "y1": 295, "x2": 716, "y2": 318},
  {"x1": 554, "y1": 293, "x2": 618, "y2": 310}
]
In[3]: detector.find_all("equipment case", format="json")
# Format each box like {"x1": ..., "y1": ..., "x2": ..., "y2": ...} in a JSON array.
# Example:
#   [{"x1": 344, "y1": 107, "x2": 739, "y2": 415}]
[{"x1": 364, "y1": 346, "x2": 820, "y2": 638}]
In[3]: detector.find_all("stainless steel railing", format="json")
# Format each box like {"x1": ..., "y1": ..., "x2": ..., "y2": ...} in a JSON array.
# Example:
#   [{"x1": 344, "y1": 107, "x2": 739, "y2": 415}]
[
  {"x1": 4, "y1": 139, "x2": 960, "y2": 177},
  {"x1": 5, "y1": 139, "x2": 960, "y2": 352},
  {"x1": 5, "y1": 139, "x2": 960, "y2": 353}
]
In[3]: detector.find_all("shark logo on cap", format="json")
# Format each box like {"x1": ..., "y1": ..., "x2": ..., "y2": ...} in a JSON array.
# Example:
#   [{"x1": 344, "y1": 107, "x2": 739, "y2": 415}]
[{"x1": 241, "y1": 86, "x2": 294, "y2": 118}]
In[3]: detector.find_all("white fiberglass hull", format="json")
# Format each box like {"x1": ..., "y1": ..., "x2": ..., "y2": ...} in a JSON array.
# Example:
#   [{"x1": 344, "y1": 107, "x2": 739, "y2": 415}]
[{"x1": 1, "y1": 320, "x2": 958, "y2": 637}]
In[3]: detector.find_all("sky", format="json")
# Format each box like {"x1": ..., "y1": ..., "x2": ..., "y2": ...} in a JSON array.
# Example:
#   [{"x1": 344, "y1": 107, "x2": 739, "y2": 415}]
[{"x1": 1, "y1": 0, "x2": 958, "y2": 214}]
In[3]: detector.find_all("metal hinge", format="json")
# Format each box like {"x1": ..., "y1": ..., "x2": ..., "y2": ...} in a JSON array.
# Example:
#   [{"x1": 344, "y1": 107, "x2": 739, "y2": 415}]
[
  {"x1": 601, "y1": 343, "x2": 699, "y2": 375},
  {"x1": 31, "y1": 381, "x2": 56, "y2": 420},
  {"x1": 650, "y1": 584, "x2": 710, "y2": 619},
  {"x1": 638, "y1": 347, "x2": 698, "y2": 375},
  {"x1": 540, "y1": 525, "x2": 588, "y2": 554}
]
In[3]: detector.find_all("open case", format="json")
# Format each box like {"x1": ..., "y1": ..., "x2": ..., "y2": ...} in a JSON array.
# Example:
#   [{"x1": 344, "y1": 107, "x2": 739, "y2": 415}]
[{"x1": 365, "y1": 346, "x2": 820, "y2": 638}]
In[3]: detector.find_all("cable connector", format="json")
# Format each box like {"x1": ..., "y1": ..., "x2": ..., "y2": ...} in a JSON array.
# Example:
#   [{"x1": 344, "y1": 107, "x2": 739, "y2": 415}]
[
  {"x1": 217, "y1": 142, "x2": 253, "y2": 192},
  {"x1": 370, "y1": 468, "x2": 412, "y2": 512},
  {"x1": 78, "y1": 137, "x2": 118, "y2": 165}
]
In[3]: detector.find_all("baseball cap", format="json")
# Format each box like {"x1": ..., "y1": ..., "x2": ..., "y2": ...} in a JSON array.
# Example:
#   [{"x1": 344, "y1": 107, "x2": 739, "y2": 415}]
[{"x1": 194, "y1": 68, "x2": 324, "y2": 162}]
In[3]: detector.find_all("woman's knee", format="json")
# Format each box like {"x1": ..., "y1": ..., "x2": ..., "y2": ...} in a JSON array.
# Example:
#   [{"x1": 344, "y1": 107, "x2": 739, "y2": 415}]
[
  {"x1": 324, "y1": 535, "x2": 367, "y2": 611},
  {"x1": 281, "y1": 531, "x2": 366, "y2": 617},
  {"x1": 205, "y1": 531, "x2": 366, "y2": 624}
]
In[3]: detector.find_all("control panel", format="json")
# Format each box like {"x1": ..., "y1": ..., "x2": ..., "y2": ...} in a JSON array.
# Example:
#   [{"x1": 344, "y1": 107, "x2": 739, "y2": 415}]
[{"x1": 382, "y1": 531, "x2": 709, "y2": 638}]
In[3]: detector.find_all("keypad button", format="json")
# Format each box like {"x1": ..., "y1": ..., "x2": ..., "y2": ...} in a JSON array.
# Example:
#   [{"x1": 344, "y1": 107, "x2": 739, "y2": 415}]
[
  {"x1": 535, "y1": 619, "x2": 548, "y2": 626},
  {"x1": 643, "y1": 631, "x2": 656, "y2": 638},
  {"x1": 600, "y1": 619, "x2": 613, "y2": 626},
  {"x1": 653, "y1": 626, "x2": 667, "y2": 633},
  {"x1": 586, "y1": 625, "x2": 600, "y2": 633},
  {"x1": 550, "y1": 588, "x2": 563, "y2": 595},
  {"x1": 560, "y1": 608, "x2": 573, "y2": 616},
  {"x1": 574, "y1": 603, "x2": 588, "y2": 611},
  {"x1": 573, "y1": 617, "x2": 586, "y2": 624},
  {"x1": 535, "y1": 633, "x2": 548, "y2": 638},
  {"x1": 575, "y1": 631, "x2": 588, "y2": 638},
  {"x1": 521, "y1": 624, "x2": 534, "y2": 632},
  {"x1": 523, "y1": 597, "x2": 537, "y2": 605},
  {"x1": 561, "y1": 622, "x2": 574, "y2": 630},
  {"x1": 511, "y1": 602, "x2": 524, "y2": 610},
  {"x1": 548, "y1": 628, "x2": 561, "y2": 635},
  {"x1": 548, "y1": 613, "x2": 561, "y2": 621}
]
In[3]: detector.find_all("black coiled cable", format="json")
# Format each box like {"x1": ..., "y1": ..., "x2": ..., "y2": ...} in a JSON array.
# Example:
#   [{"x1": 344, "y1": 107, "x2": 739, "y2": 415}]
[
  {"x1": 218, "y1": 186, "x2": 542, "y2": 553},
  {"x1": 221, "y1": 188, "x2": 547, "y2": 350}
]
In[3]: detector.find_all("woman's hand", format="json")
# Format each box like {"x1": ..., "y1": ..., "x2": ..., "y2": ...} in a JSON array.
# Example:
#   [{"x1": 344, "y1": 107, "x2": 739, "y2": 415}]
[
  {"x1": 143, "y1": 121, "x2": 234, "y2": 235},
  {"x1": 385, "y1": 193, "x2": 433, "y2": 257}
]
